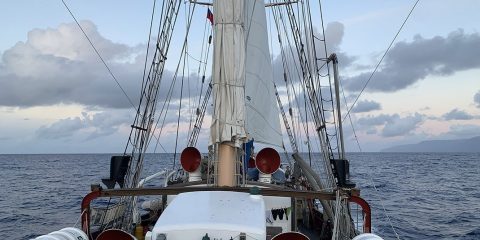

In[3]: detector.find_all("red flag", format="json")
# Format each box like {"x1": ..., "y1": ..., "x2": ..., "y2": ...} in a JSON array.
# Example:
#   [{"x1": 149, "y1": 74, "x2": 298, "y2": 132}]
[{"x1": 207, "y1": 8, "x2": 214, "y2": 25}]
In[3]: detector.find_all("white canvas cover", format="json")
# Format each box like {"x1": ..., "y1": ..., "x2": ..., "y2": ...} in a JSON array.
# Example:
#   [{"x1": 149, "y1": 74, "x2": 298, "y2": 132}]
[
  {"x1": 152, "y1": 191, "x2": 266, "y2": 239},
  {"x1": 210, "y1": 0, "x2": 247, "y2": 144},
  {"x1": 244, "y1": 0, "x2": 283, "y2": 147}
]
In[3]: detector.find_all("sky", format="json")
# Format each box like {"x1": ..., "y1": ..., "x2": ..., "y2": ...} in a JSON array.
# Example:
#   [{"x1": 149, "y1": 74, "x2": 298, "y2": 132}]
[{"x1": 1, "y1": 0, "x2": 479, "y2": 153}]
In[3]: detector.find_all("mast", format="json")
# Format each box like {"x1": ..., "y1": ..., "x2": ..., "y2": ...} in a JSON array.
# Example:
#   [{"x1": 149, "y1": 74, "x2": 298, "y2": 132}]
[
  {"x1": 210, "y1": 0, "x2": 247, "y2": 186},
  {"x1": 330, "y1": 53, "x2": 345, "y2": 159}
]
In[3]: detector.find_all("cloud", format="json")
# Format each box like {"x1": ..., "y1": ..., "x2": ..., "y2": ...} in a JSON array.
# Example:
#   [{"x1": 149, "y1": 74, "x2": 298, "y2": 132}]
[
  {"x1": 84, "y1": 111, "x2": 134, "y2": 139},
  {"x1": 448, "y1": 124, "x2": 480, "y2": 137},
  {"x1": 357, "y1": 114, "x2": 393, "y2": 126},
  {"x1": 36, "y1": 116, "x2": 86, "y2": 139},
  {"x1": 352, "y1": 100, "x2": 381, "y2": 113},
  {"x1": 36, "y1": 111, "x2": 132, "y2": 140},
  {"x1": 0, "y1": 21, "x2": 199, "y2": 109},
  {"x1": 323, "y1": 22, "x2": 356, "y2": 66},
  {"x1": 272, "y1": 22, "x2": 353, "y2": 86},
  {"x1": 365, "y1": 129, "x2": 377, "y2": 135},
  {"x1": 382, "y1": 113, "x2": 424, "y2": 137},
  {"x1": 270, "y1": 22, "x2": 352, "y2": 125},
  {"x1": 344, "y1": 29, "x2": 480, "y2": 92},
  {"x1": 357, "y1": 113, "x2": 424, "y2": 137},
  {"x1": 0, "y1": 21, "x2": 141, "y2": 108},
  {"x1": 441, "y1": 124, "x2": 480, "y2": 138},
  {"x1": 443, "y1": 108, "x2": 475, "y2": 120},
  {"x1": 24, "y1": 21, "x2": 134, "y2": 62},
  {"x1": 475, "y1": 91, "x2": 480, "y2": 108}
]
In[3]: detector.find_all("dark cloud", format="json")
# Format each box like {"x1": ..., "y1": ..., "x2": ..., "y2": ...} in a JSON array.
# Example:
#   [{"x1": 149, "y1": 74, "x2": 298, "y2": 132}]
[
  {"x1": 352, "y1": 100, "x2": 381, "y2": 113},
  {"x1": 344, "y1": 29, "x2": 480, "y2": 92},
  {"x1": 443, "y1": 108, "x2": 474, "y2": 120},
  {"x1": 0, "y1": 21, "x2": 200, "y2": 109},
  {"x1": 475, "y1": 91, "x2": 480, "y2": 108}
]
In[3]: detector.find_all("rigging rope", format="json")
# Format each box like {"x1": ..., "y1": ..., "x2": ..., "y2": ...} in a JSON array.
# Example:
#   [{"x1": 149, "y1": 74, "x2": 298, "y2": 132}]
[
  {"x1": 140, "y1": 0, "x2": 158, "y2": 100},
  {"x1": 149, "y1": 2, "x2": 197, "y2": 156},
  {"x1": 272, "y1": 3, "x2": 326, "y2": 185},
  {"x1": 183, "y1": 3, "x2": 194, "y2": 139},
  {"x1": 288, "y1": 3, "x2": 335, "y2": 157},
  {"x1": 60, "y1": 0, "x2": 137, "y2": 111},
  {"x1": 343, "y1": 0, "x2": 421, "y2": 123},
  {"x1": 341, "y1": 82, "x2": 401, "y2": 239},
  {"x1": 188, "y1": 13, "x2": 213, "y2": 148},
  {"x1": 336, "y1": 1, "x2": 422, "y2": 238},
  {"x1": 121, "y1": 0, "x2": 183, "y2": 230},
  {"x1": 173, "y1": 54, "x2": 187, "y2": 168}
]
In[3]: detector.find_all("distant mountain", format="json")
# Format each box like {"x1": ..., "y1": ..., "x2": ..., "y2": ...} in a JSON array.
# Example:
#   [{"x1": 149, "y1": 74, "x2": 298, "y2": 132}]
[{"x1": 382, "y1": 136, "x2": 480, "y2": 152}]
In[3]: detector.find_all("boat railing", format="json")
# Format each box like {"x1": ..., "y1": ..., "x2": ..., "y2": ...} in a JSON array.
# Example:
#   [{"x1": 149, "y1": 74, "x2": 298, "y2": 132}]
[
  {"x1": 132, "y1": 169, "x2": 170, "y2": 224},
  {"x1": 137, "y1": 169, "x2": 169, "y2": 188},
  {"x1": 349, "y1": 195, "x2": 372, "y2": 234},
  {"x1": 80, "y1": 186, "x2": 371, "y2": 239}
]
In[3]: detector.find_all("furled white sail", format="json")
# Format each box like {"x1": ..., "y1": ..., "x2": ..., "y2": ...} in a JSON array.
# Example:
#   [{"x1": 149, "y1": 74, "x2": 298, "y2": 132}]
[
  {"x1": 210, "y1": 0, "x2": 282, "y2": 147},
  {"x1": 210, "y1": 0, "x2": 247, "y2": 144},
  {"x1": 244, "y1": 0, "x2": 283, "y2": 147}
]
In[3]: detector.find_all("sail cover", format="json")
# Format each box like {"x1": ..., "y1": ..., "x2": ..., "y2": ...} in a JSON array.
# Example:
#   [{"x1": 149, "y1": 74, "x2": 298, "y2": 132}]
[
  {"x1": 210, "y1": 0, "x2": 282, "y2": 147},
  {"x1": 210, "y1": 0, "x2": 247, "y2": 144},
  {"x1": 244, "y1": 0, "x2": 282, "y2": 147}
]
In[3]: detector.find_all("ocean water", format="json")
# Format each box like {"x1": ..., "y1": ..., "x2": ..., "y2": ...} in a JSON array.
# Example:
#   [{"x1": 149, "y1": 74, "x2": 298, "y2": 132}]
[{"x1": 0, "y1": 153, "x2": 479, "y2": 239}]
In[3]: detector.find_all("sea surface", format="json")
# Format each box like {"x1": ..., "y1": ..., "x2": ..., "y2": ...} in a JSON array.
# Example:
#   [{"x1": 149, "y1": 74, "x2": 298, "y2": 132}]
[{"x1": 0, "y1": 153, "x2": 479, "y2": 239}]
